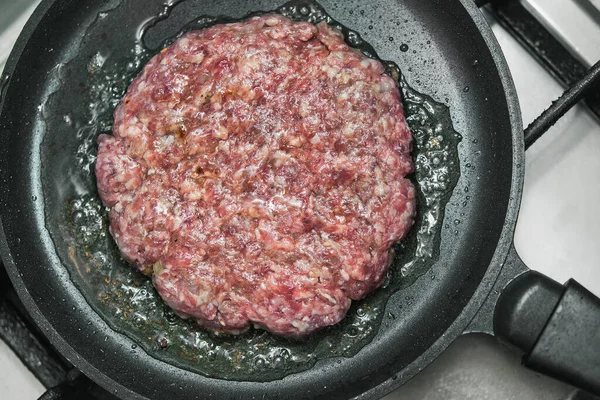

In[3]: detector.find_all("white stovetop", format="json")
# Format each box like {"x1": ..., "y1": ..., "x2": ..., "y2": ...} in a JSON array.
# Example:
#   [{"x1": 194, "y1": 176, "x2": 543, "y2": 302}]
[{"x1": 1, "y1": 2, "x2": 599, "y2": 399}]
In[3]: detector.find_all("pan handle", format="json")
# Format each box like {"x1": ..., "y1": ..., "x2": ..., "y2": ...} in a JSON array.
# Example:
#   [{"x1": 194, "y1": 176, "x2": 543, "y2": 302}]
[{"x1": 472, "y1": 246, "x2": 600, "y2": 396}]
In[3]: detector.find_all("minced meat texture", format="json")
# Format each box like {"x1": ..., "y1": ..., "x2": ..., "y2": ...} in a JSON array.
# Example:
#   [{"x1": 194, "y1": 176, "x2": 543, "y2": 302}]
[{"x1": 95, "y1": 14, "x2": 416, "y2": 337}]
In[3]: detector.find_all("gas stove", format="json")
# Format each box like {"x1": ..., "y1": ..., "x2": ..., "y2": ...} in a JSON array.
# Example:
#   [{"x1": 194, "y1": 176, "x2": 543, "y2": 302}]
[{"x1": 1, "y1": 0, "x2": 599, "y2": 399}]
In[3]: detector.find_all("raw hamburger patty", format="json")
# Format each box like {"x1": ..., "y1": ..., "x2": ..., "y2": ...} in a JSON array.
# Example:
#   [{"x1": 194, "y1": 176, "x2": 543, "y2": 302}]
[{"x1": 96, "y1": 14, "x2": 416, "y2": 337}]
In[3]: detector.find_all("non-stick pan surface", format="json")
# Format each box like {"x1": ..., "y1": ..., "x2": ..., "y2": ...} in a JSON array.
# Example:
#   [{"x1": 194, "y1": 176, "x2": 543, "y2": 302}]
[{"x1": 0, "y1": 0, "x2": 522, "y2": 398}]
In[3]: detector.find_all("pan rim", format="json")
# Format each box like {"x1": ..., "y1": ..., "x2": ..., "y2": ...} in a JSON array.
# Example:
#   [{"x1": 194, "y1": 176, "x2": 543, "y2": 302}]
[{"x1": 0, "y1": 0, "x2": 524, "y2": 398}]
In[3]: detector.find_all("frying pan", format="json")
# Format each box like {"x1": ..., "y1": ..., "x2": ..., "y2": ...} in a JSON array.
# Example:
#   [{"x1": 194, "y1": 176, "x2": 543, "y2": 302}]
[{"x1": 1, "y1": 0, "x2": 600, "y2": 399}]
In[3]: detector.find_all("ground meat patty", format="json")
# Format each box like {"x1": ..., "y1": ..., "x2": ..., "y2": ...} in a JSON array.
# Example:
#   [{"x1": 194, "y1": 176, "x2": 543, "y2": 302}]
[{"x1": 95, "y1": 14, "x2": 416, "y2": 337}]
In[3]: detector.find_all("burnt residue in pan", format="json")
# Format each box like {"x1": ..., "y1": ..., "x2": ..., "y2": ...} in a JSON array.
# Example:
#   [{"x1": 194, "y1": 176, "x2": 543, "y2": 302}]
[{"x1": 45, "y1": 0, "x2": 460, "y2": 381}]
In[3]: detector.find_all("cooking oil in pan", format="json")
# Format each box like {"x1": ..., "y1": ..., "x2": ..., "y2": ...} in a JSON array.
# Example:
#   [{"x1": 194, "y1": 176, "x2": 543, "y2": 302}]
[{"x1": 50, "y1": 0, "x2": 461, "y2": 381}]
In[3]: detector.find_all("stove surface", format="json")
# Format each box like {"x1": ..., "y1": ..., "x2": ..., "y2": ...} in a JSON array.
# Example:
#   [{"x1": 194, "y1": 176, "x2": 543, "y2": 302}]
[{"x1": 1, "y1": 1, "x2": 599, "y2": 399}]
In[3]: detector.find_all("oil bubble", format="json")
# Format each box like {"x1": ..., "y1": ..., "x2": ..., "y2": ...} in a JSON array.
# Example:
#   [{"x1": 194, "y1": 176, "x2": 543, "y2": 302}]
[
  {"x1": 254, "y1": 357, "x2": 266, "y2": 368},
  {"x1": 346, "y1": 326, "x2": 359, "y2": 337},
  {"x1": 273, "y1": 356, "x2": 285, "y2": 366}
]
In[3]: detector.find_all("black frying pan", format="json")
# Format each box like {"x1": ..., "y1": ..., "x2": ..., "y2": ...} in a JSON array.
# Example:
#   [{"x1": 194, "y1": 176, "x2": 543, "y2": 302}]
[{"x1": 1, "y1": 0, "x2": 600, "y2": 399}]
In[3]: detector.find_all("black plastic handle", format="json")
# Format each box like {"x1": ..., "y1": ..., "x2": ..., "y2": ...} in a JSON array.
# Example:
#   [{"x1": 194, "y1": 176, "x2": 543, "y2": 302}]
[{"x1": 493, "y1": 250, "x2": 600, "y2": 396}]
